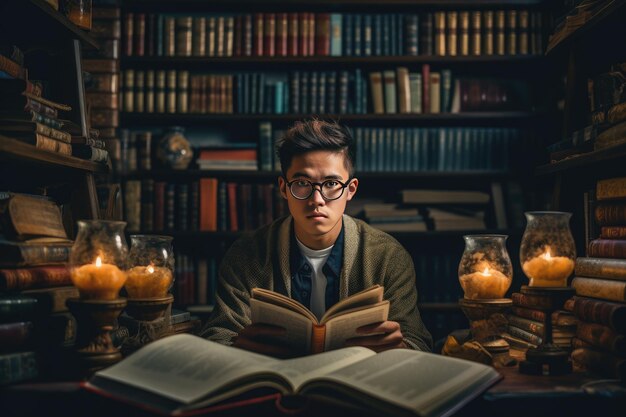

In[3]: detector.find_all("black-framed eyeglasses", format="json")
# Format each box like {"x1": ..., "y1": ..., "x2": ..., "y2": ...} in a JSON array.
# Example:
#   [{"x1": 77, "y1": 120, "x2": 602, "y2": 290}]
[{"x1": 285, "y1": 178, "x2": 353, "y2": 201}]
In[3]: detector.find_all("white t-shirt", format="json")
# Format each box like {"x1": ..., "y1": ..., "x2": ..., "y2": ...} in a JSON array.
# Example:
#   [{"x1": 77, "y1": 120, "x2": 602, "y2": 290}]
[{"x1": 295, "y1": 237, "x2": 334, "y2": 321}]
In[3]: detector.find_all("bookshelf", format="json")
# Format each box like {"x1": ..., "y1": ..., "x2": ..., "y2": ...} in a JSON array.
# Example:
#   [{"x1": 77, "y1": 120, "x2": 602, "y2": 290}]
[
  {"x1": 534, "y1": 0, "x2": 626, "y2": 258},
  {"x1": 116, "y1": 0, "x2": 553, "y2": 342}
]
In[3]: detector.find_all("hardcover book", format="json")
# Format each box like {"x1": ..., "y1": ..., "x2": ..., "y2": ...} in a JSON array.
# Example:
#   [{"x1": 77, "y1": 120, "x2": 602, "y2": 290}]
[
  {"x1": 85, "y1": 333, "x2": 501, "y2": 417},
  {"x1": 251, "y1": 285, "x2": 388, "y2": 354}
]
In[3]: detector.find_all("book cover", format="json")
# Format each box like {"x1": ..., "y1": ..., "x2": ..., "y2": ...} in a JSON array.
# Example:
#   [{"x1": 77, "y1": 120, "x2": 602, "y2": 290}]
[
  {"x1": 571, "y1": 277, "x2": 626, "y2": 302},
  {"x1": 85, "y1": 333, "x2": 501, "y2": 417},
  {"x1": 588, "y1": 239, "x2": 626, "y2": 259},
  {"x1": 597, "y1": 177, "x2": 626, "y2": 200},
  {"x1": 571, "y1": 296, "x2": 626, "y2": 333},
  {"x1": 575, "y1": 257, "x2": 626, "y2": 281},
  {"x1": 382, "y1": 70, "x2": 397, "y2": 114},
  {"x1": 0, "y1": 351, "x2": 38, "y2": 385},
  {"x1": 0, "y1": 238, "x2": 73, "y2": 267},
  {"x1": 0, "y1": 266, "x2": 72, "y2": 291},
  {"x1": 576, "y1": 321, "x2": 626, "y2": 355}
]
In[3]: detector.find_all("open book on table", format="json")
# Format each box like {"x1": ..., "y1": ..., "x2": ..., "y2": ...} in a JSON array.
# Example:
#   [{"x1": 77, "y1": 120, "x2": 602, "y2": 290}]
[
  {"x1": 250, "y1": 284, "x2": 389, "y2": 353},
  {"x1": 85, "y1": 334, "x2": 502, "y2": 417}
]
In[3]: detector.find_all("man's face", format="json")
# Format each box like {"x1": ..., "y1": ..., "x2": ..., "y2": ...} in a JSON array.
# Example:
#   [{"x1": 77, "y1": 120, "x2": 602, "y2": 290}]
[{"x1": 278, "y1": 150, "x2": 358, "y2": 249}]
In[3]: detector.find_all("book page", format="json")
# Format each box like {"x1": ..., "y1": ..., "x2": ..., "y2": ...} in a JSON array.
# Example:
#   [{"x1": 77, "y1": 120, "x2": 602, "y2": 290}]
[
  {"x1": 301, "y1": 349, "x2": 500, "y2": 417},
  {"x1": 324, "y1": 301, "x2": 389, "y2": 351},
  {"x1": 321, "y1": 285, "x2": 383, "y2": 322},
  {"x1": 252, "y1": 287, "x2": 317, "y2": 322},
  {"x1": 91, "y1": 334, "x2": 279, "y2": 404},
  {"x1": 268, "y1": 346, "x2": 375, "y2": 389},
  {"x1": 250, "y1": 298, "x2": 312, "y2": 351}
]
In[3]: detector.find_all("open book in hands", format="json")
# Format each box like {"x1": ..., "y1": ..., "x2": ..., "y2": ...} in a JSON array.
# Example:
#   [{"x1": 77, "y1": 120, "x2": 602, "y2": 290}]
[
  {"x1": 250, "y1": 284, "x2": 389, "y2": 353},
  {"x1": 85, "y1": 334, "x2": 502, "y2": 417}
]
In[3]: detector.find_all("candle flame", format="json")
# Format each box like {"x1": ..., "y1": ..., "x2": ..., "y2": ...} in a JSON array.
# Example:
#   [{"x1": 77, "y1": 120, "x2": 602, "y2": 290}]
[
  {"x1": 480, "y1": 267, "x2": 491, "y2": 276},
  {"x1": 541, "y1": 249, "x2": 552, "y2": 261},
  {"x1": 147, "y1": 265, "x2": 155, "y2": 273},
  {"x1": 95, "y1": 256, "x2": 102, "y2": 267}
]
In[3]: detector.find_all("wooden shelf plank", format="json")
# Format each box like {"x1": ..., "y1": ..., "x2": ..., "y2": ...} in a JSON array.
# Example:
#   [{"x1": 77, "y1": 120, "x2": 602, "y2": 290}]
[
  {"x1": 535, "y1": 142, "x2": 626, "y2": 176},
  {"x1": 0, "y1": 135, "x2": 108, "y2": 173},
  {"x1": 121, "y1": 112, "x2": 539, "y2": 125},
  {"x1": 0, "y1": 0, "x2": 98, "y2": 49}
]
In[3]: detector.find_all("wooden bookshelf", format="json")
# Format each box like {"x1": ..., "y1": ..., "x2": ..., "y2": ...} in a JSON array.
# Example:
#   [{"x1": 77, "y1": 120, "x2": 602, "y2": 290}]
[
  {"x1": 0, "y1": 0, "x2": 99, "y2": 49},
  {"x1": 0, "y1": 135, "x2": 108, "y2": 174},
  {"x1": 535, "y1": 143, "x2": 626, "y2": 177}
]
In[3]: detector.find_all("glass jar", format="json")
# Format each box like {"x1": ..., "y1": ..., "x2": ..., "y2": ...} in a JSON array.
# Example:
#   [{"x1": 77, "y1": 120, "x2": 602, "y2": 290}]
[
  {"x1": 68, "y1": 220, "x2": 128, "y2": 300},
  {"x1": 520, "y1": 211, "x2": 576, "y2": 287},
  {"x1": 156, "y1": 126, "x2": 193, "y2": 170},
  {"x1": 125, "y1": 235, "x2": 175, "y2": 298},
  {"x1": 458, "y1": 235, "x2": 513, "y2": 300},
  {"x1": 64, "y1": 0, "x2": 92, "y2": 31}
]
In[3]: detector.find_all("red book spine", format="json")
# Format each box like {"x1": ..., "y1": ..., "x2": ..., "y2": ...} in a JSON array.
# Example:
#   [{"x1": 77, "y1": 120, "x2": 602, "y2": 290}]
[
  {"x1": 124, "y1": 12, "x2": 134, "y2": 56},
  {"x1": 254, "y1": 13, "x2": 264, "y2": 56},
  {"x1": 595, "y1": 203, "x2": 626, "y2": 226},
  {"x1": 263, "y1": 13, "x2": 276, "y2": 57},
  {"x1": 276, "y1": 13, "x2": 288, "y2": 56},
  {"x1": 287, "y1": 13, "x2": 299, "y2": 56},
  {"x1": 588, "y1": 238, "x2": 626, "y2": 258},
  {"x1": 299, "y1": 12, "x2": 309, "y2": 56},
  {"x1": 154, "y1": 181, "x2": 166, "y2": 232},
  {"x1": 315, "y1": 13, "x2": 330, "y2": 56},
  {"x1": 601, "y1": 226, "x2": 626, "y2": 239},
  {"x1": 227, "y1": 182, "x2": 239, "y2": 232},
  {"x1": 308, "y1": 13, "x2": 315, "y2": 57},
  {"x1": 0, "y1": 266, "x2": 72, "y2": 291},
  {"x1": 134, "y1": 13, "x2": 146, "y2": 57},
  {"x1": 572, "y1": 296, "x2": 626, "y2": 333}
]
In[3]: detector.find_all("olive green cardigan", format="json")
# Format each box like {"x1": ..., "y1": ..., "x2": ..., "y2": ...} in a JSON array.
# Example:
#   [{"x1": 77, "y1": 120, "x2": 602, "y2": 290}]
[{"x1": 200, "y1": 215, "x2": 433, "y2": 352}]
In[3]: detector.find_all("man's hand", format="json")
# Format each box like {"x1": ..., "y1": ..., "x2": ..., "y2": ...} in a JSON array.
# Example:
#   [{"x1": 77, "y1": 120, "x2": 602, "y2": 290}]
[
  {"x1": 232, "y1": 324, "x2": 301, "y2": 358},
  {"x1": 344, "y1": 321, "x2": 408, "y2": 352}
]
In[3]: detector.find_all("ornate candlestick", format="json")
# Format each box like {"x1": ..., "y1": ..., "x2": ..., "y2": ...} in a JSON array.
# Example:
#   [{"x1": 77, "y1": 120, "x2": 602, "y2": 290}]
[
  {"x1": 518, "y1": 211, "x2": 576, "y2": 375},
  {"x1": 458, "y1": 235, "x2": 515, "y2": 366},
  {"x1": 67, "y1": 220, "x2": 129, "y2": 376}
]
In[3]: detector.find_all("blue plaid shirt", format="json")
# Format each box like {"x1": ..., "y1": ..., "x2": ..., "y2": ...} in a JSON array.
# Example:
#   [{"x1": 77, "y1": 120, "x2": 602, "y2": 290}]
[{"x1": 289, "y1": 225, "x2": 344, "y2": 312}]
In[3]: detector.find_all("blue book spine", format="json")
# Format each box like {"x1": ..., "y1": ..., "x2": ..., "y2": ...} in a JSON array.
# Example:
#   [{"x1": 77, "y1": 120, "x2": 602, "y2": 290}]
[
  {"x1": 258, "y1": 73, "x2": 266, "y2": 114},
  {"x1": 353, "y1": 14, "x2": 362, "y2": 56},
  {"x1": 318, "y1": 72, "x2": 327, "y2": 114},
  {"x1": 0, "y1": 352, "x2": 38, "y2": 385},
  {"x1": 218, "y1": 182, "x2": 227, "y2": 231},
  {"x1": 374, "y1": 14, "x2": 383, "y2": 56},
  {"x1": 330, "y1": 14, "x2": 343, "y2": 56},
  {"x1": 327, "y1": 71, "x2": 337, "y2": 114},
  {"x1": 275, "y1": 81, "x2": 284, "y2": 114},
  {"x1": 377, "y1": 128, "x2": 386, "y2": 172},
  {"x1": 310, "y1": 72, "x2": 318, "y2": 114},
  {"x1": 440, "y1": 69, "x2": 452, "y2": 112},
  {"x1": 290, "y1": 71, "x2": 300, "y2": 114},
  {"x1": 250, "y1": 73, "x2": 258, "y2": 114},
  {"x1": 265, "y1": 83, "x2": 274, "y2": 114},
  {"x1": 338, "y1": 70, "x2": 349, "y2": 114},
  {"x1": 283, "y1": 79, "x2": 289, "y2": 115},
  {"x1": 354, "y1": 68, "x2": 362, "y2": 114},
  {"x1": 343, "y1": 14, "x2": 353, "y2": 56},
  {"x1": 300, "y1": 72, "x2": 309, "y2": 114},
  {"x1": 236, "y1": 73, "x2": 243, "y2": 113},
  {"x1": 396, "y1": 14, "x2": 404, "y2": 56},
  {"x1": 363, "y1": 128, "x2": 371, "y2": 172},
  {"x1": 355, "y1": 127, "x2": 364, "y2": 170},
  {"x1": 363, "y1": 14, "x2": 372, "y2": 56},
  {"x1": 382, "y1": 14, "x2": 391, "y2": 56}
]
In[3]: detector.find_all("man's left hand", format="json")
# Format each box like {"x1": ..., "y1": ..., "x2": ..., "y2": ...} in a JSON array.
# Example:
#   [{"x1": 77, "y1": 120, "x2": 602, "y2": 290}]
[{"x1": 344, "y1": 321, "x2": 408, "y2": 352}]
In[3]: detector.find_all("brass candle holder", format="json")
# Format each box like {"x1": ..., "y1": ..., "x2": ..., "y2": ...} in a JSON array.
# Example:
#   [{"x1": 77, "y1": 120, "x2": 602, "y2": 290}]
[
  {"x1": 458, "y1": 235, "x2": 515, "y2": 366},
  {"x1": 67, "y1": 220, "x2": 129, "y2": 376}
]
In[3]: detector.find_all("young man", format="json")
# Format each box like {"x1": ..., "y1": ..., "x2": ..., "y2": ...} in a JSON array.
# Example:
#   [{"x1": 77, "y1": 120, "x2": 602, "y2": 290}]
[{"x1": 201, "y1": 120, "x2": 432, "y2": 356}]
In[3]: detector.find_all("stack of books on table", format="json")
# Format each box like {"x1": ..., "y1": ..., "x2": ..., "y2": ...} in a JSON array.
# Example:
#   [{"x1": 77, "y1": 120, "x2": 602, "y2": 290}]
[
  {"x1": 503, "y1": 291, "x2": 577, "y2": 352},
  {"x1": 569, "y1": 256, "x2": 626, "y2": 381},
  {"x1": 362, "y1": 203, "x2": 426, "y2": 232},
  {"x1": 0, "y1": 192, "x2": 78, "y2": 383}
]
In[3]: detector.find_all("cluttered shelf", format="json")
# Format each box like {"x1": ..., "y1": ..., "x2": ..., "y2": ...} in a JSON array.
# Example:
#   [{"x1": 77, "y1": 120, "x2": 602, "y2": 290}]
[
  {"x1": 545, "y1": 0, "x2": 626, "y2": 57},
  {"x1": 0, "y1": 0, "x2": 98, "y2": 49},
  {"x1": 0, "y1": 134, "x2": 109, "y2": 173},
  {"x1": 535, "y1": 142, "x2": 626, "y2": 177}
]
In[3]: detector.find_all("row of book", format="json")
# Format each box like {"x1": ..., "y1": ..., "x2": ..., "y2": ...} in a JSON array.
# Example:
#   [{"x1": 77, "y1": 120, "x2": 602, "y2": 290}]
[
  {"x1": 122, "y1": 10, "x2": 543, "y2": 58},
  {"x1": 123, "y1": 179, "x2": 290, "y2": 233},
  {"x1": 587, "y1": 177, "x2": 626, "y2": 259},
  {"x1": 121, "y1": 67, "x2": 529, "y2": 116}
]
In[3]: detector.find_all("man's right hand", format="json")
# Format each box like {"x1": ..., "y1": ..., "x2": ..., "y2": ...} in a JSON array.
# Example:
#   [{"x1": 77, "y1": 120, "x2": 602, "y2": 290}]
[{"x1": 232, "y1": 324, "x2": 300, "y2": 358}]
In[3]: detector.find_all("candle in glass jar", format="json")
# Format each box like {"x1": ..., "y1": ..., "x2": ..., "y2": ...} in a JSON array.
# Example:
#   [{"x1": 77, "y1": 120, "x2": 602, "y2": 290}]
[
  {"x1": 460, "y1": 264, "x2": 511, "y2": 299},
  {"x1": 125, "y1": 264, "x2": 173, "y2": 298},
  {"x1": 71, "y1": 256, "x2": 127, "y2": 300},
  {"x1": 522, "y1": 246, "x2": 575, "y2": 287}
]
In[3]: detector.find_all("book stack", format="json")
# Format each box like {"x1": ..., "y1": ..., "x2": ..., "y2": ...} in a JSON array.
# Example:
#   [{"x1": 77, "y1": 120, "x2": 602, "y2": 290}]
[
  {"x1": 587, "y1": 177, "x2": 626, "y2": 260},
  {"x1": 502, "y1": 292, "x2": 578, "y2": 352},
  {"x1": 569, "y1": 256, "x2": 626, "y2": 381},
  {"x1": 361, "y1": 203, "x2": 426, "y2": 232},
  {"x1": 400, "y1": 189, "x2": 490, "y2": 231},
  {"x1": 0, "y1": 192, "x2": 78, "y2": 383},
  {"x1": 0, "y1": 46, "x2": 75, "y2": 156},
  {"x1": 82, "y1": 4, "x2": 121, "y2": 168}
]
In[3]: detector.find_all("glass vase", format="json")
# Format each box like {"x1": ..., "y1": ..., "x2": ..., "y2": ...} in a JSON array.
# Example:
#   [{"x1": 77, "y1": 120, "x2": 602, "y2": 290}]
[
  {"x1": 68, "y1": 220, "x2": 128, "y2": 300},
  {"x1": 125, "y1": 235, "x2": 175, "y2": 299},
  {"x1": 458, "y1": 235, "x2": 513, "y2": 300},
  {"x1": 520, "y1": 211, "x2": 576, "y2": 287}
]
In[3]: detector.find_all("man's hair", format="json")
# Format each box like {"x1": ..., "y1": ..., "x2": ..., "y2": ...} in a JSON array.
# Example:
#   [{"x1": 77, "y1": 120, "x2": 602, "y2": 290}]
[{"x1": 276, "y1": 119, "x2": 356, "y2": 178}]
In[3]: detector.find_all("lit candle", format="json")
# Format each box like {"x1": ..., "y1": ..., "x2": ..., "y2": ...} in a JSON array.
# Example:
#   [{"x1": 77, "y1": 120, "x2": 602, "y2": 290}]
[
  {"x1": 522, "y1": 246, "x2": 575, "y2": 287},
  {"x1": 71, "y1": 256, "x2": 127, "y2": 300},
  {"x1": 460, "y1": 263, "x2": 511, "y2": 299},
  {"x1": 125, "y1": 264, "x2": 173, "y2": 298}
]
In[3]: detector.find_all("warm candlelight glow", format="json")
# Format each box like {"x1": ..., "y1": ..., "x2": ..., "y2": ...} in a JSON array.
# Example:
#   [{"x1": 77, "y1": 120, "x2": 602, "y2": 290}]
[
  {"x1": 460, "y1": 261, "x2": 511, "y2": 300},
  {"x1": 71, "y1": 255, "x2": 127, "y2": 300},
  {"x1": 522, "y1": 245, "x2": 575, "y2": 287},
  {"x1": 125, "y1": 265, "x2": 173, "y2": 298}
]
